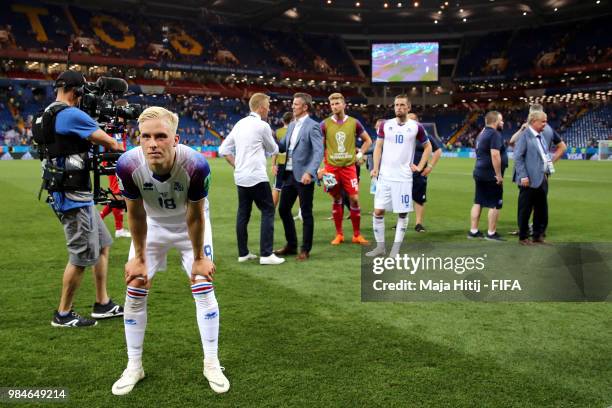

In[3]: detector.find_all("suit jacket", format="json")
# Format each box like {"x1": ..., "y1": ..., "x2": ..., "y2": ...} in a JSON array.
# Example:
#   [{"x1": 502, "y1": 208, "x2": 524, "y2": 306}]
[
  {"x1": 278, "y1": 116, "x2": 324, "y2": 183},
  {"x1": 513, "y1": 126, "x2": 554, "y2": 189}
]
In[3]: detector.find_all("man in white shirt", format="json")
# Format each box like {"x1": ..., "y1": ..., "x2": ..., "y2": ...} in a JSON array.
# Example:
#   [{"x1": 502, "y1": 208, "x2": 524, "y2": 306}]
[{"x1": 219, "y1": 93, "x2": 284, "y2": 265}]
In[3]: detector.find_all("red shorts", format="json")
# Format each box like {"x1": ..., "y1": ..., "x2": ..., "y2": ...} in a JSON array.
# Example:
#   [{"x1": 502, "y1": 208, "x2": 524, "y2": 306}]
[
  {"x1": 324, "y1": 164, "x2": 359, "y2": 196},
  {"x1": 108, "y1": 175, "x2": 121, "y2": 194}
]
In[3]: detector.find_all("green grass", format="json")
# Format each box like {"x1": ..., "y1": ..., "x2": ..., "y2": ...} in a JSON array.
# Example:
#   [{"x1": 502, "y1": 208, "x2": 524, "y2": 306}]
[{"x1": 0, "y1": 158, "x2": 611, "y2": 407}]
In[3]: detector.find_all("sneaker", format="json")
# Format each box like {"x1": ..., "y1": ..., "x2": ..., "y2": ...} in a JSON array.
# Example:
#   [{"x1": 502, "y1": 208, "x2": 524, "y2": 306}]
[
  {"x1": 111, "y1": 367, "x2": 145, "y2": 396},
  {"x1": 415, "y1": 224, "x2": 426, "y2": 233},
  {"x1": 365, "y1": 246, "x2": 386, "y2": 257},
  {"x1": 259, "y1": 254, "x2": 285, "y2": 265},
  {"x1": 331, "y1": 234, "x2": 344, "y2": 245},
  {"x1": 203, "y1": 359, "x2": 230, "y2": 394},
  {"x1": 115, "y1": 229, "x2": 131, "y2": 238},
  {"x1": 238, "y1": 253, "x2": 257, "y2": 263},
  {"x1": 352, "y1": 235, "x2": 369, "y2": 245},
  {"x1": 467, "y1": 230, "x2": 484, "y2": 239},
  {"x1": 92, "y1": 299, "x2": 124, "y2": 319},
  {"x1": 485, "y1": 232, "x2": 505, "y2": 242},
  {"x1": 51, "y1": 310, "x2": 98, "y2": 328}
]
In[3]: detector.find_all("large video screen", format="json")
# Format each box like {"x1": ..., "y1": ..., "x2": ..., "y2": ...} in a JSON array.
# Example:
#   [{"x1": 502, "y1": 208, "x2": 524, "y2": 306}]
[{"x1": 371, "y1": 42, "x2": 439, "y2": 83}]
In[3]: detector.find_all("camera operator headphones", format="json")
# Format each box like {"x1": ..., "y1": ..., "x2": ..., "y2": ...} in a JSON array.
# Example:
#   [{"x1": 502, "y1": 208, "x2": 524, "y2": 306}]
[{"x1": 53, "y1": 70, "x2": 86, "y2": 97}]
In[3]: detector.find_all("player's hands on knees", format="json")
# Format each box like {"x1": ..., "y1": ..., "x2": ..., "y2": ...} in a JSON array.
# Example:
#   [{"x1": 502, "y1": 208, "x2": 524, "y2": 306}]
[
  {"x1": 370, "y1": 169, "x2": 378, "y2": 178},
  {"x1": 125, "y1": 257, "x2": 148, "y2": 286},
  {"x1": 191, "y1": 258, "x2": 216, "y2": 283}
]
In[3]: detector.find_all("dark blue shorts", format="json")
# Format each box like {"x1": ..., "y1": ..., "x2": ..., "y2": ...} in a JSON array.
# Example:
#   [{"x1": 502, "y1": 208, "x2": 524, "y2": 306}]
[
  {"x1": 474, "y1": 179, "x2": 503, "y2": 209},
  {"x1": 274, "y1": 164, "x2": 286, "y2": 191},
  {"x1": 412, "y1": 175, "x2": 427, "y2": 205}
]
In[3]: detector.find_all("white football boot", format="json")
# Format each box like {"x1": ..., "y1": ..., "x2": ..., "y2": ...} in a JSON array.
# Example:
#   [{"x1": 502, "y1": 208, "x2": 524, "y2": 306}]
[
  {"x1": 111, "y1": 367, "x2": 145, "y2": 396},
  {"x1": 203, "y1": 359, "x2": 230, "y2": 394},
  {"x1": 115, "y1": 229, "x2": 132, "y2": 238},
  {"x1": 365, "y1": 245, "x2": 386, "y2": 257}
]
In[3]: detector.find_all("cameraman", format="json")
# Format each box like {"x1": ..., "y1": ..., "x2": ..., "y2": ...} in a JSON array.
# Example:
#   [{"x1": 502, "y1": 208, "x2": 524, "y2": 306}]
[{"x1": 38, "y1": 70, "x2": 124, "y2": 327}]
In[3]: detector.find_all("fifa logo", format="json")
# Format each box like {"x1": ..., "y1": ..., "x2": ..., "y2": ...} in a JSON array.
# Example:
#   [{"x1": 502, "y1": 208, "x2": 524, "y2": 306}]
[{"x1": 335, "y1": 131, "x2": 347, "y2": 153}]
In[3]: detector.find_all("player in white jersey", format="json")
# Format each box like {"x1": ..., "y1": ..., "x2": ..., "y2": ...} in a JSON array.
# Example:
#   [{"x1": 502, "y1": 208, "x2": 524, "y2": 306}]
[
  {"x1": 111, "y1": 107, "x2": 229, "y2": 395},
  {"x1": 367, "y1": 95, "x2": 431, "y2": 258}
]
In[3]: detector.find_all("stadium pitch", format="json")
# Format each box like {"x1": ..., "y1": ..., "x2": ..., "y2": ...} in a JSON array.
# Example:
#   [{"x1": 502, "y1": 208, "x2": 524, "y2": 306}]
[{"x1": 0, "y1": 158, "x2": 610, "y2": 407}]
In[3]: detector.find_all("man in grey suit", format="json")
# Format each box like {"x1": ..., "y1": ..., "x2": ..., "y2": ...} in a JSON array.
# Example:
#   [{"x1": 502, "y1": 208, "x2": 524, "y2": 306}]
[
  {"x1": 274, "y1": 93, "x2": 324, "y2": 260},
  {"x1": 509, "y1": 103, "x2": 567, "y2": 237},
  {"x1": 513, "y1": 110, "x2": 566, "y2": 245}
]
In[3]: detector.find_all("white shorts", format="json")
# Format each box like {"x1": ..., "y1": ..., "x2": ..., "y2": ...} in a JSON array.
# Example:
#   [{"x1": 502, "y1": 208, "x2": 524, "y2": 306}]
[
  {"x1": 374, "y1": 178, "x2": 413, "y2": 213},
  {"x1": 128, "y1": 207, "x2": 214, "y2": 279}
]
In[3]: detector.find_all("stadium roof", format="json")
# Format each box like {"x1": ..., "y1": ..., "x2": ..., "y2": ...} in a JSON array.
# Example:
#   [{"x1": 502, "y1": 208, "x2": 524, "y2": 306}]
[{"x1": 70, "y1": 0, "x2": 612, "y2": 36}]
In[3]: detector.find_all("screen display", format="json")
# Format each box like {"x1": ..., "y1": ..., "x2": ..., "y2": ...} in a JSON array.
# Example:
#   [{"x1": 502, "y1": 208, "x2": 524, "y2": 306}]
[{"x1": 371, "y1": 42, "x2": 439, "y2": 83}]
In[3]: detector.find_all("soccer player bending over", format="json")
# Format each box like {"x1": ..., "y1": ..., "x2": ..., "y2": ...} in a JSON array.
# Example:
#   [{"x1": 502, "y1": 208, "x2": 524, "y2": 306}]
[
  {"x1": 367, "y1": 95, "x2": 431, "y2": 258},
  {"x1": 112, "y1": 107, "x2": 229, "y2": 395}
]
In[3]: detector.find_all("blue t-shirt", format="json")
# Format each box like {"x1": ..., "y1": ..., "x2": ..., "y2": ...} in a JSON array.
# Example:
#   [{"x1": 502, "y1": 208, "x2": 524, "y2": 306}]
[
  {"x1": 473, "y1": 127, "x2": 507, "y2": 181},
  {"x1": 543, "y1": 124, "x2": 563, "y2": 148},
  {"x1": 51, "y1": 107, "x2": 99, "y2": 213}
]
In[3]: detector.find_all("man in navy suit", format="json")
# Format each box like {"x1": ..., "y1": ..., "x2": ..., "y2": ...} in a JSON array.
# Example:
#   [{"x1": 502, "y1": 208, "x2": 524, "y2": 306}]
[{"x1": 274, "y1": 93, "x2": 324, "y2": 260}]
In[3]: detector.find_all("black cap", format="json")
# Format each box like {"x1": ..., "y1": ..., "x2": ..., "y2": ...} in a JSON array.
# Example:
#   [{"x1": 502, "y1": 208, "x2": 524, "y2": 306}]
[{"x1": 54, "y1": 70, "x2": 86, "y2": 89}]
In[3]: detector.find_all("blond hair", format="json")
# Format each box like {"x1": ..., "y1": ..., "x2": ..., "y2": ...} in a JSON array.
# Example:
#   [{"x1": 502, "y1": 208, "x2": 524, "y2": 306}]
[
  {"x1": 328, "y1": 92, "x2": 345, "y2": 102},
  {"x1": 138, "y1": 106, "x2": 179, "y2": 136},
  {"x1": 249, "y1": 93, "x2": 270, "y2": 112},
  {"x1": 528, "y1": 110, "x2": 547, "y2": 124},
  {"x1": 395, "y1": 94, "x2": 410, "y2": 103}
]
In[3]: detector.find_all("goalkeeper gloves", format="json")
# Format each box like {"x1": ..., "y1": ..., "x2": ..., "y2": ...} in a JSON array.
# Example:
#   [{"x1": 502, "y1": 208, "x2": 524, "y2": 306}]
[{"x1": 321, "y1": 173, "x2": 338, "y2": 192}]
